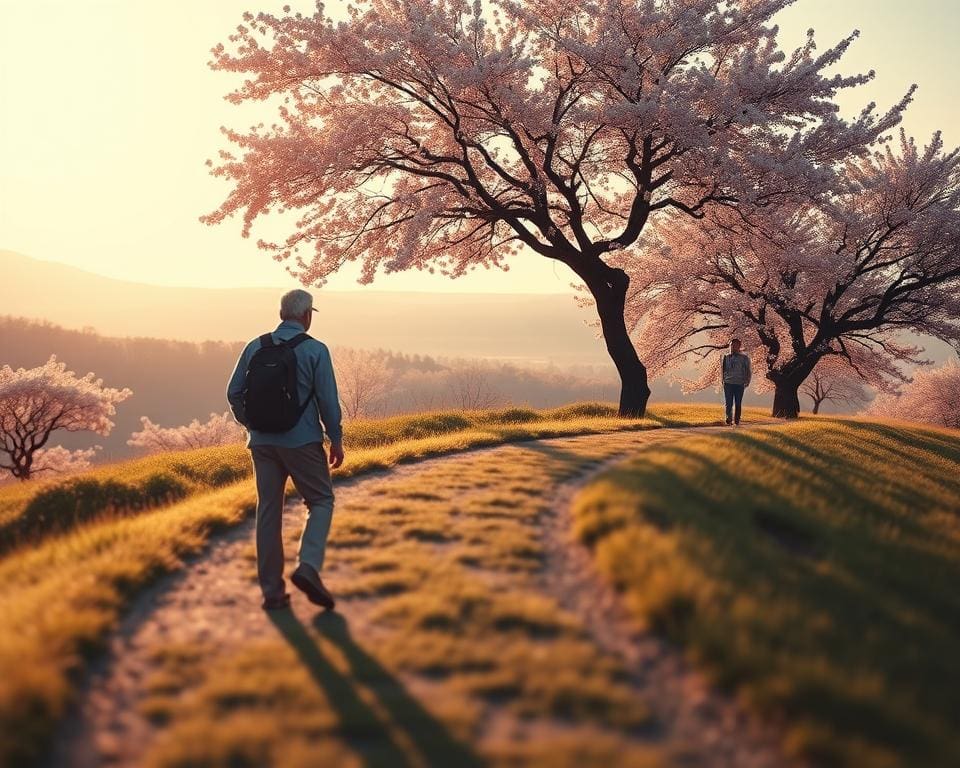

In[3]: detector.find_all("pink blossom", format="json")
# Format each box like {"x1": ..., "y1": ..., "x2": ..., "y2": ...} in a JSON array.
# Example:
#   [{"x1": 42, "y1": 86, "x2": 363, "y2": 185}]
[
  {"x1": 866, "y1": 360, "x2": 960, "y2": 429},
  {"x1": 0, "y1": 356, "x2": 131, "y2": 481},
  {"x1": 202, "y1": 0, "x2": 908, "y2": 416},
  {"x1": 610, "y1": 132, "x2": 960, "y2": 417},
  {"x1": 801, "y1": 358, "x2": 870, "y2": 415},
  {"x1": 128, "y1": 411, "x2": 246, "y2": 454},
  {"x1": 31, "y1": 445, "x2": 101, "y2": 477}
]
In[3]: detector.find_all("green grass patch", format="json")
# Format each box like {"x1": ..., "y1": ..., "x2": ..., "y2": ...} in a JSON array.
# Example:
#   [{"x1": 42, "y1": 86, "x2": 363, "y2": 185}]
[
  {"x1": 0, "y1": 444, "x2": 250, "y2": 555},
  {"x1": 571, "y1": 418, "x2": 960, "y2": 768}
]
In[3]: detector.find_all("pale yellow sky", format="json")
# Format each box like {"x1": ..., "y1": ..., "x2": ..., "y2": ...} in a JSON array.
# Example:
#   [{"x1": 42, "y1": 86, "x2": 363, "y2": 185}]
[{"x1": 1, "y1": 0, "x2": 957, "y2": 292}]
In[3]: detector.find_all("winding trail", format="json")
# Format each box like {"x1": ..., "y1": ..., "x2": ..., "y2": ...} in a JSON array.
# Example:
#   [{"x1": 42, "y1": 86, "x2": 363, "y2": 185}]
[
  {"x1": 540, "y1": 433, "x2": 793, "y2": 768},
  {"x1": 51, "y1": 425, "x2": 799, "y2": 768}
]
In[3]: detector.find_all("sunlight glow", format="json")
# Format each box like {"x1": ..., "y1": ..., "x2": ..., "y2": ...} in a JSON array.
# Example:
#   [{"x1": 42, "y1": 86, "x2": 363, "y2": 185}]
[{"x1": 1, "y1": 0, "x2": 957, "y2": 291}]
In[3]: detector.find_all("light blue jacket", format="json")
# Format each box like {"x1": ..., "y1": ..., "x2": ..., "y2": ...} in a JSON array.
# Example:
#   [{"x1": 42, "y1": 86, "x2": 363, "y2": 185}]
[{"x1": 227, "y1": 320, "x2": 343, "y2": 448}]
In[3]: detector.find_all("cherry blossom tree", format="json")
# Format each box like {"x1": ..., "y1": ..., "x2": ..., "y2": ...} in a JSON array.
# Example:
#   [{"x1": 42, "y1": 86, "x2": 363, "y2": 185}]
[
  {"x1": 31, "y1": 445, "x2": 101, "y2": 476},
  {"x1": 867, "y1": 360, "x2": 960, "y2": 429},
  {"x1": 128, "y1": 411, "x2": 246, "y2": 454},
  {"x1": 334, "y1": 348, "x2": 392, "y2": 418},
  {"x1": 617, "y1": 132, "x2": 960, "y2": 417},
  {"x1": 0, "y1": 446, "x2": 101, "y2": 486},
  {"x1": 201, "y1": 0, "x2": 906, "y2": 416},
  {"x1": 801, "y1": 358, "x2": 869, "y2": 415},
  {"x1": 0, "y1": 357, "x2": 131, "y2": 481}
]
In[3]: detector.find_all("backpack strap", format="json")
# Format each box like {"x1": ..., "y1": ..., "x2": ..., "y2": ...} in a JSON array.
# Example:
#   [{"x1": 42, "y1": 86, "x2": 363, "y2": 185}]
[
  {"x1": 284, "y1": 333, "x2": 316, "y2": 419},
  {"x1": 257, "y1": 332, "x2": 311, "y2": 349},
  {"x1": 283, "y1": 332, "x2": 312, "y2": 349}
]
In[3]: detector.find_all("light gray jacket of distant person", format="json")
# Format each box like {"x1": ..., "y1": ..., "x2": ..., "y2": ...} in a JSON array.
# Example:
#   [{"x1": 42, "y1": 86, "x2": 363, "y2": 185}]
[
  {"x1": 226, "y1": 319, "x2": 343, "y2": 449},
  {"x1": 721, "y1": 351, "x2": 752, "y2": 387}
]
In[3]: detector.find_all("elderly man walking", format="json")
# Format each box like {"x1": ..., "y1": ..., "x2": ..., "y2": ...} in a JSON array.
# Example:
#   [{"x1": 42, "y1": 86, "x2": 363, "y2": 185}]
[{"x1": 227, "y1": 289, "x2": 344, "y2": 611}]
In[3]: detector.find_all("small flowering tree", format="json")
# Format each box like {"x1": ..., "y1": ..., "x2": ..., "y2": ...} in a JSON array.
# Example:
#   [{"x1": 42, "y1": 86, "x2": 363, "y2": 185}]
[
  {"x1": 201, "y1": 0, "x2": 906, "y2": 416},
  {"x1": 617, "y1": 133, "x2": 960, "y2": 417},
  {"x1": 0, "y1": 357, "x2": 131, "y2": 481},
  {"x1": 128, "y1": 411, "x2": 246, "y2": 454},
  {"x1": 30, "y1": 445, "x2": 101, "y2": 476},
  {"x1": 801, "y1": 359, "x2": 869, "y2": 415},
  {"x1": 867, "y1": 360, "x2": 960, "y2": 429}
]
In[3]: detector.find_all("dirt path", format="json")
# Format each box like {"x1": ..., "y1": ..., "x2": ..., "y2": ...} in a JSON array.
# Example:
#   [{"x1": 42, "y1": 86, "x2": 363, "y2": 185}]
[{"x1": 51, "y1": 426, "x2": 797, "y2": 768}]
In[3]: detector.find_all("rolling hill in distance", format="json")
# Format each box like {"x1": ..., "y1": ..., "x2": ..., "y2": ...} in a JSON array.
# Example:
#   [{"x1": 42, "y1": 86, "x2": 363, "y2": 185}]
[
  {"x1": 0, "y1": 249, "x2": 610, "y2": 366},
  {"x1": 6, "y1": 249, "x2": 953, "y2": 370}
]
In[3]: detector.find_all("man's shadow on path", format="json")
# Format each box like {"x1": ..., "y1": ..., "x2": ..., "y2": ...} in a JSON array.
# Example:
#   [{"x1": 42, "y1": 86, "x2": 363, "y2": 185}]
[{"x1": 268, "y1": 609, "x2": 484, "y2": 768}]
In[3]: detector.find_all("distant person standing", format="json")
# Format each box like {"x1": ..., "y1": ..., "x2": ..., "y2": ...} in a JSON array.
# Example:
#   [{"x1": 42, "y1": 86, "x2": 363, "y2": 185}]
[
  {"x1": 721, "y1": 338, "x2": 752, "y2": 426},
  {"x1": 227, "y1": 289, "x2": 344, "y2": 611}
]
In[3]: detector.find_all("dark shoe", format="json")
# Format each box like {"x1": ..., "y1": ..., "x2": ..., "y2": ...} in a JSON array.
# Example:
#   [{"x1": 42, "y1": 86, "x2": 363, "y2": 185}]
[
  {"x1": 291, "y1": 563, "x2": 335, "y2": 610},
  {"x1": 725, "y1": 418, "x2": 733, "y2": 426},
  {"x1": 261, "y1": 592, "x2": 291, "y2": 611}
]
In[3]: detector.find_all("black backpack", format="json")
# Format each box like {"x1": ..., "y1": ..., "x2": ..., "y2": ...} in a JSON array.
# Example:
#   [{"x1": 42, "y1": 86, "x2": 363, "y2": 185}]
[{"x1": 242, "y1": 332, "x2": 314, "y2": 432}]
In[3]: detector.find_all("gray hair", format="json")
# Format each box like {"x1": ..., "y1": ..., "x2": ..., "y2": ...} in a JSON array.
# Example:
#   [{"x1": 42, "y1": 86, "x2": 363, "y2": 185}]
[{"x1": 280, "y1": 289, "x2": 314, "y2": 320}]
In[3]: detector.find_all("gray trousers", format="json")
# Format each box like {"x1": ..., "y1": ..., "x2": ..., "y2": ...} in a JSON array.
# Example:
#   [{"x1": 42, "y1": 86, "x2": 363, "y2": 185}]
[{"x1": 250, "y1": 441, "x2": 335, "y2": 600}]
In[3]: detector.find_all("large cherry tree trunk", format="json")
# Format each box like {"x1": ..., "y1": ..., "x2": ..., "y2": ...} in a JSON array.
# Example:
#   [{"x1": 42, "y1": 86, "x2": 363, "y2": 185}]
[
  {"x1": 587, "y1": 265, "x2": 651, "y2": 417},
  {"x1": 771, "y1": 376, "x2": 804, "y2": 418}
]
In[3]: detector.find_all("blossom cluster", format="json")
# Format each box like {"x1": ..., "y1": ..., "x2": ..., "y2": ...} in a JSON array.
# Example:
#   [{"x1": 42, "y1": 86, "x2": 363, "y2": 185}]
[{"x1": 128, "y1": 411, "x2": 246, "y2": 454}]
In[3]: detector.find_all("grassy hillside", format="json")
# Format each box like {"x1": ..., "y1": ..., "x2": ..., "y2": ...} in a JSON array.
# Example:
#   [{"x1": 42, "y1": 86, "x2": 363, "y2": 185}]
[
  {"x1": 571, "y1": 418, "x2": 960, "y2": 768},
  {"x1": 0, "y1": 443, "x2": 250, "y2": 555},
  {"x1": 0, "y1": 403, "x2": 740, "y2": 767},
  {"x1": 0, "y1": 403, "x2": 731, "y2": 555}
]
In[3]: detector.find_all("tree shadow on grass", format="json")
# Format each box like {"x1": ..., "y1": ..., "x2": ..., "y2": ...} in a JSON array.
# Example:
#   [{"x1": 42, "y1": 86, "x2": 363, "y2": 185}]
[
  {"x1": 268, "y1": 609, "x2": 483, "y2": 768},
  {"x1": 511, "y1": 441, "x2": 610, "y2": 481},
  {"x1": 645, "y1": 437, "x2": 960, "y2": 620},
  {"x1": 584, "y1": 426, "x2": 960, "y2": 765},
  {"x1": 722, "y1": 426, "x2": 959, "y2": 532},
  {"x1": 843, "y1": 419, "x2": 960, "y2": 463},
  {"x1": 643, "y1": 411, "x2": 726, "y2": 428},
  {"x1": 639, "y1": 412, "x2": 672, "y2": 427}
]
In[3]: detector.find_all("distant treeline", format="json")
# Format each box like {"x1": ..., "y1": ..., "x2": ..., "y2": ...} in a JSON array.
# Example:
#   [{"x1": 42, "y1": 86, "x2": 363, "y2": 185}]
[
  {"x1": 0, "y1": 317, "x2": 245, "y2": 461},
  {"x1": 0, "y1": 316, "x2": 617, "y2": 460}
]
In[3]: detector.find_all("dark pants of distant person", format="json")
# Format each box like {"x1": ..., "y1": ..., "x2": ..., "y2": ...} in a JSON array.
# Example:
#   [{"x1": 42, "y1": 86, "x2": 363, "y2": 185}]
[
  {"x1": 724, "y1": 383, "x2": 745, "y2": 424},
  {"x1": 249, "y1": 442, "x2": 335, "y2": 602}
]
